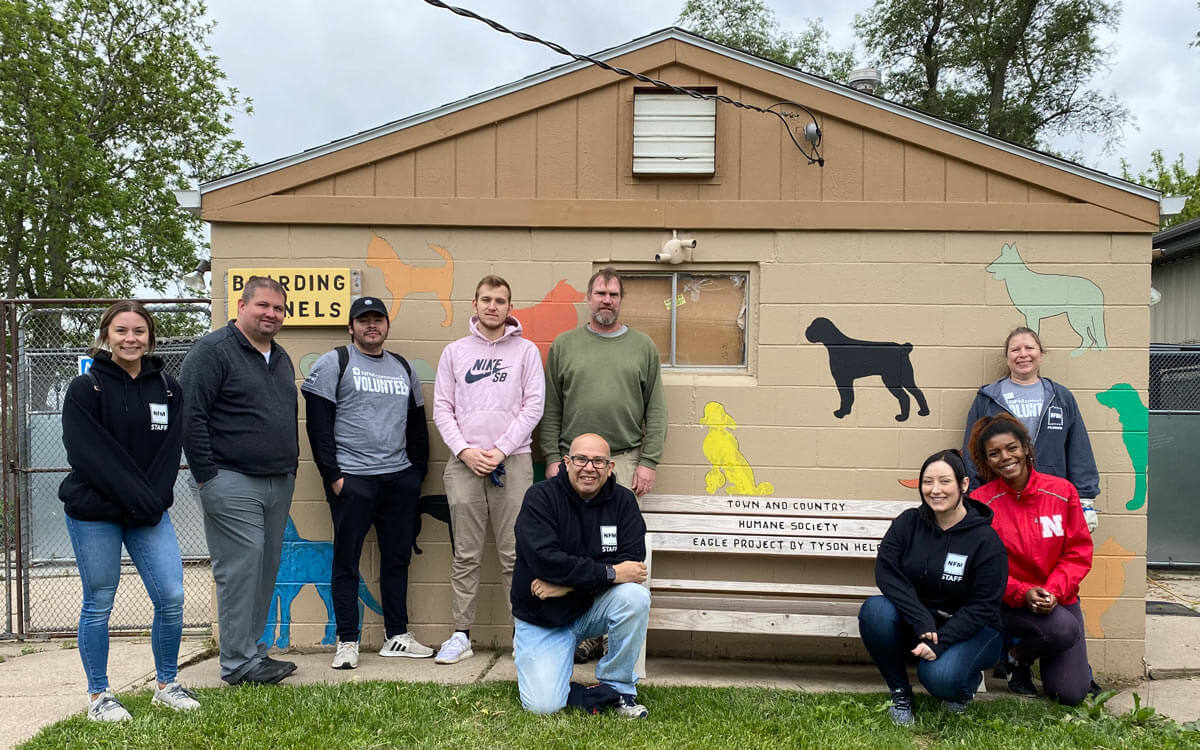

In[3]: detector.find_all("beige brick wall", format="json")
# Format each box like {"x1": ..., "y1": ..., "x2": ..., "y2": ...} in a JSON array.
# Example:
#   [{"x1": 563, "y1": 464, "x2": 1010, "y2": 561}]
[{"x1": 210, "y1": 224, "x2": 1150, "y2": 678}]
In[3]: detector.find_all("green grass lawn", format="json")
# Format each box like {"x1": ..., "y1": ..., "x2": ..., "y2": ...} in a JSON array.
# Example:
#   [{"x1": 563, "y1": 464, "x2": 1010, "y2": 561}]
[{"x1": 19, "y1": 681, "x2": 1199, "y2": 750}]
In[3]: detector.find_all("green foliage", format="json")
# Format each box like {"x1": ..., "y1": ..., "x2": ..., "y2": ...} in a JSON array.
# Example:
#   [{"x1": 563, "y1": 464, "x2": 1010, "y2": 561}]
[
  {"x1": 1122, "y1": 150, "x2": 1200, "y2": 229},
  {"x1": 0, "y1": 0, "x2": 251, "y2": 300},
  {"x1": 18, "y1": 681, "x2": 1200, "y2": 750},
  {"x1": 678, "y1": 0, "x2": 856, "y2": 80},
  {"x1": 854, "y1": 0, "x2": 1130, "y2": 151}
]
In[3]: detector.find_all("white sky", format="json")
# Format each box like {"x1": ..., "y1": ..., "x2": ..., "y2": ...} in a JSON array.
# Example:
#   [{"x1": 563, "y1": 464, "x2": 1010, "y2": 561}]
[{"x1": 203, "y1": 0, "x2": 1200, "y2": 181}]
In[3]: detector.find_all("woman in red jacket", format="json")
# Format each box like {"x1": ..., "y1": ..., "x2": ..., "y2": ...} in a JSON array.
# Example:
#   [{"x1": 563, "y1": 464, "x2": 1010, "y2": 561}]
[{"x1": 968, "y1": 412, "x2": 1093, "y2": 705}]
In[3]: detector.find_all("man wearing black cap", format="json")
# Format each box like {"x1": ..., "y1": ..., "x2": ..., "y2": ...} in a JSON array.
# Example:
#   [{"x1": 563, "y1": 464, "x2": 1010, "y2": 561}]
[{"x1": 301, "y1": 296, "x2": 431, "y2": 670}]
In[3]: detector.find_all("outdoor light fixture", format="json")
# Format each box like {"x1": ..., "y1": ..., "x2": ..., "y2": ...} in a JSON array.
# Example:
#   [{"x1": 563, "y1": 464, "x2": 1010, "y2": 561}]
[
  {"x1": 656, "y1": 230, "x2": 696, "y2": 264},
  {"x1": 181, "y1": 259, "x2": 211, "y2": 293}
]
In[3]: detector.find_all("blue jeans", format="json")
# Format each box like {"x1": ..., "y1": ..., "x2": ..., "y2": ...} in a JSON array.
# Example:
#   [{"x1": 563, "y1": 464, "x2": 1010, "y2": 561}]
[
  {"x1": 64, "y1": 511, "x2": 185, "y2": 694},
  {"x1": 858, "y1": 595, "x2": 1001, "y2": 702},
  {"x1": 513, "y1": 583, "x2": 650, "y2": 714}
]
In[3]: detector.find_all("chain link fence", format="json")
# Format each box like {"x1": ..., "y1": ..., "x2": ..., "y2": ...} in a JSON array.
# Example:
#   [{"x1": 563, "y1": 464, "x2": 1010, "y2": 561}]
[
  {"x1": 4, "y1": 301, "x2": 211, "y2": 636},
  {"x1": 1150, "y1": 345, "x2": 1200, "y2": 412}
]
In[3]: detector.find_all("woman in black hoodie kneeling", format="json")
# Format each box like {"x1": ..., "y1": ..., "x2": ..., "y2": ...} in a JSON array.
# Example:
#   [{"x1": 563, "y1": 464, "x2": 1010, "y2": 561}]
[{"x1": 858, "y1": 449, "x2": 1008, "y2": 726}]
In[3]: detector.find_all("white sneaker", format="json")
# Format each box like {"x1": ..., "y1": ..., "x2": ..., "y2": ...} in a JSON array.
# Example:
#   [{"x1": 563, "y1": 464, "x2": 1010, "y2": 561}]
[
  {"x1": 87, "y1": 691, "x2": 132, "y2": 722},
  {"x1": 435, "y1": 632, "x2": 474, "y2": 664},
  {"x1": 615, "y1": 693, "x2": 649, "y2": 719},
  {"x1": 332, "y1": 640, "x2": 359, "y2": 669},
  {"x1": 152, "y1": 681, "x2": 200, "y2": 711},
  {"x1": 379, "y1": 631, "x2": 434, "y2": 658}
]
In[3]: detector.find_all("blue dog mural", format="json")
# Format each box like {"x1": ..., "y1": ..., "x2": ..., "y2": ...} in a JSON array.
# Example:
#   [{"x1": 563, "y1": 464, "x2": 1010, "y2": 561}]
[{"x1": 262, "y1": 517, "x2": 383, "y2": 648}]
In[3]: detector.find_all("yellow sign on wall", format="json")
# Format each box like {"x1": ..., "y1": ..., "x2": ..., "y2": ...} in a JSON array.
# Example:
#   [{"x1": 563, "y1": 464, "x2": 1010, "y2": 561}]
[{"x1": 227, "y1": 268, "x2": 352, "y2": 326}]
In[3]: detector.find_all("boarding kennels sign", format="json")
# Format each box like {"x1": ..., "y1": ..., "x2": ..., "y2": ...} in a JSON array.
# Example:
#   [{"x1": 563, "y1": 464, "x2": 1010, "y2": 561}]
[{"x1": 226, "y1": 268, "x2": 352, "y2": 326}]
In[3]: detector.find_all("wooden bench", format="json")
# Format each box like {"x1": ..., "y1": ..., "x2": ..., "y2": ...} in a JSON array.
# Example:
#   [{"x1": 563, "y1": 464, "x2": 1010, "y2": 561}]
[{"x1": 636, "y1": 493, "x2": 916, "y2": 676}]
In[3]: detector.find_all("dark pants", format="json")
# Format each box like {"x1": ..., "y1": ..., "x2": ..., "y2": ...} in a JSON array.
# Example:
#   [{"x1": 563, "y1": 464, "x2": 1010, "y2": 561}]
[
  {"x1": 858, "y1": 595, "x2": 1002, "y2": 702},
  {"x1": 1001, "y1": 600, "x2": 1090, "y2": 706},
  {"x1": 326, "y1": 467, "x2": 422, "y2": 642}
]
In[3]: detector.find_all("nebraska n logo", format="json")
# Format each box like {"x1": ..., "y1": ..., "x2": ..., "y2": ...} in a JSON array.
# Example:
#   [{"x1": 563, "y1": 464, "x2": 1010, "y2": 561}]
[{"x1": 1039, "y1": 514, "x2": 1064, "y2": 538}]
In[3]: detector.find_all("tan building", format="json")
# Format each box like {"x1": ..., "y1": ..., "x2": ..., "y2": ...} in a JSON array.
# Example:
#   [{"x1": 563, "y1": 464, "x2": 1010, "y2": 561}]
[{"x1": 197, "y1": 29, "x2": 1158, "y2": 678}]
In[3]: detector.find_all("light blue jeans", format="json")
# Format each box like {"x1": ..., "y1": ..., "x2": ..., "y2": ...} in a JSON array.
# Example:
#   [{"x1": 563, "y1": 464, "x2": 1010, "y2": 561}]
[
  {"x1": 64, "y1": 511, "x2": 185, "y2": 694},
  {"x1": 513, "y1": 582, "x2": 650, "y2": 714}
]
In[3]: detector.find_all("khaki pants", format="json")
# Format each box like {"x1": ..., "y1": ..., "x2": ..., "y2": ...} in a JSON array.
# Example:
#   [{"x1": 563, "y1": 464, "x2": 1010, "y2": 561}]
[
  {"x1": 443, "y1": 452, "x2": 533, "y2": 630},
  {"x1": 608, "y1": 447, "x2": 642, "y2": 497}
]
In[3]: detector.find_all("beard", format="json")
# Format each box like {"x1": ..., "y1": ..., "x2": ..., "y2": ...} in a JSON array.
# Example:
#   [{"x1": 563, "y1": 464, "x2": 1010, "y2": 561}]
[{"x1": 592, "y1": 308, "x2": 618, "y2": 327}]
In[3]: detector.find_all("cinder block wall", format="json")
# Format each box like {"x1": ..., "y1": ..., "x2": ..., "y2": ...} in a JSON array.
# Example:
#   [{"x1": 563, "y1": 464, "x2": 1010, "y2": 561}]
[{"x1": 210, "y1": 223, "x2": 1148, "y2": 678}]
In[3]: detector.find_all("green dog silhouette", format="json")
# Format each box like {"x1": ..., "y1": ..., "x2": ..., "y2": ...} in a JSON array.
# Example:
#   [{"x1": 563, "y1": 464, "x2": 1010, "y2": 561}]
[
  {"x1": 987, "y1": 242, "x2": 1107, "y2": 357},
  {"x1": 1096, "y1": 383, "x2": 1148, "y2": 511}
]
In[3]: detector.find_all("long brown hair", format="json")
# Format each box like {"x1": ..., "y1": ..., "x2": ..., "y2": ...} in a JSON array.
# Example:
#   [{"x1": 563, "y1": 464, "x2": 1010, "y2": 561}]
[
  {"x1": 968, "y1": 412, "x2": 1034, "y2": 483},
  {"x1": 89, "y1": 301, "x2": 156, "y2": 357}
]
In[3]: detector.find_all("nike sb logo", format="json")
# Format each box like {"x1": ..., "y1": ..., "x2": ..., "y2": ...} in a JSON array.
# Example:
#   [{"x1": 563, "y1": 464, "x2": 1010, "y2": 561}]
[{"x1": 464, "y1": 358, "x2": 510, "y2": 384}]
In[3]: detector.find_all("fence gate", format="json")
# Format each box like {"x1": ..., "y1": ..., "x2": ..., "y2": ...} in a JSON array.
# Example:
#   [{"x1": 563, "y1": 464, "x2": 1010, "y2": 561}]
[
  {"x1": 2, "y1": 300, "x2": 211, "y2": 638},
  {"x1": 1148, "y1": 344, "x2": 1200, "y2": 567}
]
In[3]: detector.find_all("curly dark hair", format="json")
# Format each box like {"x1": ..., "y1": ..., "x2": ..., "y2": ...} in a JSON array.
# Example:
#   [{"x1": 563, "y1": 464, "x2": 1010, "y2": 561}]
[{"x1": 967, "y1": 412, "x2": 1035, "y2": 483}]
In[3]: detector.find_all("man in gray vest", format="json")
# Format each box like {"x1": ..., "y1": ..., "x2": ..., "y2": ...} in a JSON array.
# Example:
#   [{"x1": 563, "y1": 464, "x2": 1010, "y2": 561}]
[
  {"x1": 181, "y1": 276, "x2": 299, "y2": 685},
  {"x1": 301, "y1": 296, "x2": 432, "y2": 670}
]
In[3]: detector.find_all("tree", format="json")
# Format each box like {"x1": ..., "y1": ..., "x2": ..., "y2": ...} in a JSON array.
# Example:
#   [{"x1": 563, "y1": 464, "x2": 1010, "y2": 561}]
[
  {"x1": 854, "y1": 0, "x2": 1130, "y2": 151},
  {"x1": 678, "y1": 0, "x2": 856, "y2": 81},
  {"x1": 0, "y1": 0, "x2": 251, "y2": 301},
  {"x1": 1122, "y1": 151, "x2": 1200, "y2": 230}
]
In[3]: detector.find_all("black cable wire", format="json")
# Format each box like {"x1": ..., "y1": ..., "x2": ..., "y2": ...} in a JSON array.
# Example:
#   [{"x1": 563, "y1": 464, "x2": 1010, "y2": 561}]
[{"x1": 421, "y1": 0, "x2": 824, "y2": 165}]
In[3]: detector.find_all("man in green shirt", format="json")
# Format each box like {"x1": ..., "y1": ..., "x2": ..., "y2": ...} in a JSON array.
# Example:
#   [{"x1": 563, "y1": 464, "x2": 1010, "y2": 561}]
[{"x1": 541, "y1": 267, "x2": 667, "y2": 498}]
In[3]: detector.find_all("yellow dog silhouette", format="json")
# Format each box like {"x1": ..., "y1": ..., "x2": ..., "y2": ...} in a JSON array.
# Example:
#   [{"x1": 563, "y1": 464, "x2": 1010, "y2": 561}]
[
  {"x1": 700, "y1": 401, "x2": 774, "y2": 496},
  {"x1": 365, "y1": 232, "x2": 455, "y2": 327}
]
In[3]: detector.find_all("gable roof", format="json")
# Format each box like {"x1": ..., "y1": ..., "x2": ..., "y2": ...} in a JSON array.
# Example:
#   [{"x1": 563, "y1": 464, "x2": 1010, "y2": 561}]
[{"x1": 202, "y1": 27, "x2": 1156, "y2": 203}]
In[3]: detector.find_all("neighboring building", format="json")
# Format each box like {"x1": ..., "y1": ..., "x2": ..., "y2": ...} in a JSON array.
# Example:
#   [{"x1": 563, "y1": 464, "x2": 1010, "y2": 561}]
[
  {"x1": 1152, "y1": 217, "x2": 1200, "y2": 344},
  {"x1": 196, "y1": 29, "x2": 1158, "y2": 677}
]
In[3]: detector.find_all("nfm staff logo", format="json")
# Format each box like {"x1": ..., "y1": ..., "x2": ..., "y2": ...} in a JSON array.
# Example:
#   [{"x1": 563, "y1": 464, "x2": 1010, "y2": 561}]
[{"x1": 227, "y1": 268, "x2": 353, "y2": 326}]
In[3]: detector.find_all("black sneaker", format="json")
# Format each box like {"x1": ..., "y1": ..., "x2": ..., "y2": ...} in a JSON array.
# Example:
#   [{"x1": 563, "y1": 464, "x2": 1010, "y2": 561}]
[
  {"x1": 888, "y1": 688, "x2": 914, "y2": 726},
  {"x1": 992, "y1": 657, "x2": 1011, "y2": 680},
  {"x1": 574, "y1": 636, "x2": 604, "y2": 664},
  {"x1": 1008, "y1": 662, "x2": 1038, "y2": 696},
  {"x1": 1088, "y1": 679, "x2": 1103, "y2": 699}
]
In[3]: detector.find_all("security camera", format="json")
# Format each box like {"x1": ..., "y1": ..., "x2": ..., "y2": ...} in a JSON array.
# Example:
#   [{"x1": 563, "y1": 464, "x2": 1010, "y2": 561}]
[{"x1": 656, "y1": 232, "x2": 696, "y2": 264}]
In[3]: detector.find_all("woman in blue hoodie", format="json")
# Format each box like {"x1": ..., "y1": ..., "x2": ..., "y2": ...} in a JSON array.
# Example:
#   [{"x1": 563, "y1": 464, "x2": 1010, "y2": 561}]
[
  {"x1": 858, "y1": 449, "x2": 1008, "y2": 726},
  {"x1": 59, "y1": 301, "x2": 198, "y2": 721}
]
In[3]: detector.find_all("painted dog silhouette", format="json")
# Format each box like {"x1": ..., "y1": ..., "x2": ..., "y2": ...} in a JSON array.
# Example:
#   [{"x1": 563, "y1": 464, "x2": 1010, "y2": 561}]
[
  {"x1": 805, "y1": 317, "x2": 930, "y2": 422},
  {"x1": 699, "y1": 401, "x2": 774, "y2": 496},
  {"x1": 986, "y1": 242, "x2": 1107, "y2": 357},
  {"x1": 1096, "y1": 383, "x2": 1148, "y2": 511}
]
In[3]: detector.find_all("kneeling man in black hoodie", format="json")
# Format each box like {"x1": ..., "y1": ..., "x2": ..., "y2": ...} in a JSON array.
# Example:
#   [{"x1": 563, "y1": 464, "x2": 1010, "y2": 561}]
[{"x1": 511, "y1": 433, "x2": 650, "y2": 718}]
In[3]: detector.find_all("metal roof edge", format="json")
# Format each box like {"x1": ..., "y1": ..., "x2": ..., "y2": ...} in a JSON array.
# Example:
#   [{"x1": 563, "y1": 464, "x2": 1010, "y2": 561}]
[{"x1": 202, "y1": 27, "x2": 1159, "y2": 203}]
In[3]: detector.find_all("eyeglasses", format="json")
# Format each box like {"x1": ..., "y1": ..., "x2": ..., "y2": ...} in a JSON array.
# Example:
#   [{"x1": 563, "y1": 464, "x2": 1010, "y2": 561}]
[{"x1": 567, "y1": 455, "x2": 611, "y2": 469}]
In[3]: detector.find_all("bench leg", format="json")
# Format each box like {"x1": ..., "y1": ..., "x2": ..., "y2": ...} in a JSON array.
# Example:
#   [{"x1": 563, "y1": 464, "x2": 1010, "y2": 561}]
[{"x1": 637, "y1": 543, "x2": 652, "y2": 679}]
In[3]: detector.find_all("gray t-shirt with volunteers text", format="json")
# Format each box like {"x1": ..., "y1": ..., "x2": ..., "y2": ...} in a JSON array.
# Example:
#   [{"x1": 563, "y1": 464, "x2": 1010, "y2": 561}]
[
  {"x1": 301, "y1": 346, "x2": 423, "y2": 475},
  {"x1": 1000, "y1": 377, "x2": 1044, "y2": 439}
]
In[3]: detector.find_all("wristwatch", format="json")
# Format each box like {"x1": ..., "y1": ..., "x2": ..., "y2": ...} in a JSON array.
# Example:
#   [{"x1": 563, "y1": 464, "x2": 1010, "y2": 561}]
[{"x1": 605, "y1": 565, "x2": 616, "y2": 583}]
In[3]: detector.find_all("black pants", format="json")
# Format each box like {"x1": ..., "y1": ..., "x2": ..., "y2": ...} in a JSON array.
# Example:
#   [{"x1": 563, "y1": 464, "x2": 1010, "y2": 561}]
[
  {"x1": 326, "y1": 467, "x2": 422, "y2": 642},
  {"x1": 1001, "y1": 600, "x2": 1090, "y2": 706}
]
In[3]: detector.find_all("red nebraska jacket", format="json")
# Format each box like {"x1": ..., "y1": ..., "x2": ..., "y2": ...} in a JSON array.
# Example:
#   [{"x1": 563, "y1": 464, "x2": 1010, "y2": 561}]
[{"x1": 970, "y1": 469, "x2": 1093, "y2": 608}]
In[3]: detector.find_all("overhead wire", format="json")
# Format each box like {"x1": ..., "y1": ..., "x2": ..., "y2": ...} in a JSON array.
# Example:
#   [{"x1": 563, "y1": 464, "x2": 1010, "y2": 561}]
[{"x1": 421, "y1": 0, "x2": 824, "y2": 165}]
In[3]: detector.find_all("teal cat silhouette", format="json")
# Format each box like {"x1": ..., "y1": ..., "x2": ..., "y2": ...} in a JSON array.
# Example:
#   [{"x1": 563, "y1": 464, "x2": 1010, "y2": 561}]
[{"x1": 986, "y1": 242, "x2": 1107, "y2": 357}]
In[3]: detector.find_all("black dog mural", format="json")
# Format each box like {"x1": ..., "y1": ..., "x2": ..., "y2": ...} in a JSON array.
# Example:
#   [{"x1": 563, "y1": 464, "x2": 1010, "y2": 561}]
[{"x1": 805, "y1": 317, "x2": 930, "y2": 422}]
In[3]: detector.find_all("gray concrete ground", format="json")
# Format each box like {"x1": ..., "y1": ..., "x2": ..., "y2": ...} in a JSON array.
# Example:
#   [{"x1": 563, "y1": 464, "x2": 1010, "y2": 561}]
[{"x1": 2, "y1": 574, "x2": 1198, "y2": 749}]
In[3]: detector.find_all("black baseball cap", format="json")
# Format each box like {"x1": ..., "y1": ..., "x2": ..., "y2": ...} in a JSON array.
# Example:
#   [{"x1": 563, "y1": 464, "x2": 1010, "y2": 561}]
[{"x1": 349, "y1": 296, "x2": 387, "y2": 320}]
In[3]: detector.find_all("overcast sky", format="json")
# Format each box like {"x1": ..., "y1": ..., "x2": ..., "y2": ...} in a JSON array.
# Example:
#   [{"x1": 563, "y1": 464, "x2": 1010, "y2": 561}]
[{"x1": 203, "y1": 0, "x2": 1200, "y2": 182}]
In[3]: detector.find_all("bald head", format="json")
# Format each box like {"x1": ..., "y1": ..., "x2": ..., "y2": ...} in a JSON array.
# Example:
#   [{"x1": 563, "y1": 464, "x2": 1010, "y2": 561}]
[{"x1": 565, "y1": 433, "x2": 612, "y2": 499}]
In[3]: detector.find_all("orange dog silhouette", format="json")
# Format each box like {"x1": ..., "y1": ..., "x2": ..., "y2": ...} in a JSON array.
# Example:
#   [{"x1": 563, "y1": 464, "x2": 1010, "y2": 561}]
[
  {"x1": 365, "y1": 232, "x2": 455, "y2": 327},
  {"x1": 511, "y1": 279, "x2": 584, "y2": 363}
]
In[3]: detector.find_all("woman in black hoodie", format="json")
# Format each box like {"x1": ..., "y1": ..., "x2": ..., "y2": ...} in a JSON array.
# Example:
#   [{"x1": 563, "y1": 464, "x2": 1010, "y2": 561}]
[
  {"x1": 59, "y1": 302, "x2": 198, "y2": 721},
  {"x1": 858, "y1": 449, "x2": 1008, "y2": 726}
]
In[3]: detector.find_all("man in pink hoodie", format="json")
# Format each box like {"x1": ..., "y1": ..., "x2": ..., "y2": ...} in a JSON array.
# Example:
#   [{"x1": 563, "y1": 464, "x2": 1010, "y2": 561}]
[{"x1": 432, "y1": 275, "x2": 545, "y2": 664}]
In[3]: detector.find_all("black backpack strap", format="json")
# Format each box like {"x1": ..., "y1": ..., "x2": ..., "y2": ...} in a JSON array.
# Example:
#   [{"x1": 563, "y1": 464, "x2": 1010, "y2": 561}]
[
  {"x1": 86, "y1": 370, "x2": 100, "y2": 392},
  {"x1": 335, "y1": 345, "x2": 350, "y2": 389}
]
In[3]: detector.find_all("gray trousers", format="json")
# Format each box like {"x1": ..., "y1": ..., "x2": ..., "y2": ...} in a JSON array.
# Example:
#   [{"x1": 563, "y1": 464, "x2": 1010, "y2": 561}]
[
  {"x1": 444, "y1": 452, "x2": 532, "y2": 630},
  {"x1": 199, "y1": 469, "x2": 294, "y2": 682}
]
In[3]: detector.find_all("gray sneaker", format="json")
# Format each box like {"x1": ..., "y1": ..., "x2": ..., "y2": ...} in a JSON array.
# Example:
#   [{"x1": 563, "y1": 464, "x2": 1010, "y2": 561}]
[
  {"x1": 152, "y1": 681, "x2": 200, "y2": 711},
  {"x1": 887, "y1": 688, "x2": 914, "y2": 726},
  {"x1": 379, "y1": 631, "x2": 434, "y2": 658},
  {"x1": 87, "y1": 691, "x2": 132, "y2": 722},
  {"x1": 942, "y1": 697, "x2": 972, "y2": 714},
  {"x1": 615, "y1": 693, "x2": 648, "y2": 719}
]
